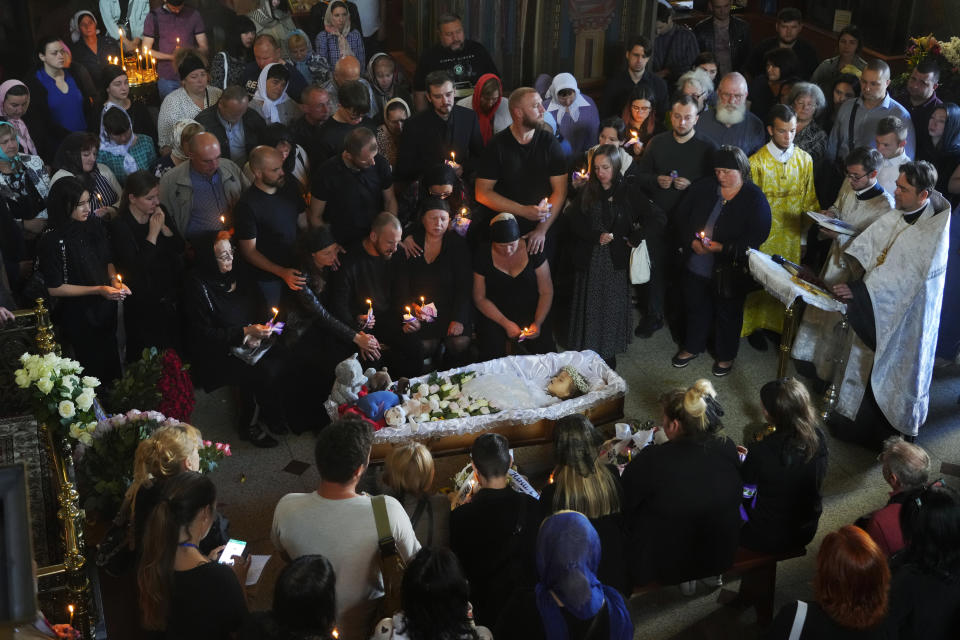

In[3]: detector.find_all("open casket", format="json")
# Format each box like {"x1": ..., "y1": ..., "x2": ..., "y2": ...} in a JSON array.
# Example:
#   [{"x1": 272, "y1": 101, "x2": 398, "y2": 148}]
[{"x1": 370, "y1": 350, "x2": 627, "y2": 461}]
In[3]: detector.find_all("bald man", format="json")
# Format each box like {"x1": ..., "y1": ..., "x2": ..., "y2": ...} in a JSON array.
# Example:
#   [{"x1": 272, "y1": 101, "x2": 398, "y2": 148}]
[
  {"x1": 159, "y1": 131, "x2": 250, "y2": 243},
  {"x1": 696, "y1": 72, "x2": 766, "y2": 155},
  {"x1": 321, "y1": 55, "x2": 378, "y2": 119},
  {"x1": 234, "y1": 145, "x2": 307, "y2": 306}
]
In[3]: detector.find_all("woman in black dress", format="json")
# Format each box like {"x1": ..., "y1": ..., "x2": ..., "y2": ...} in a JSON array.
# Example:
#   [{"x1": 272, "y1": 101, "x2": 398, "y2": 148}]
[
  {"x1": 403, "y1": 197, "x2": 473, "y2": 368},
  {"x1": 110, "y1": 171, "x2": 186, "y2": 360},
  {"x1": 564, "y1": 144, "x2": 639, "y2": 369},
  {"x1": 182, "y1": 232, "x2": 286, "y2": 448},
  {"x1": 39, "y1": 176, "x2": 129, "y2": 383},
  {"x1": 473, "y1": 213, "x2": 554, "y2": 360}
]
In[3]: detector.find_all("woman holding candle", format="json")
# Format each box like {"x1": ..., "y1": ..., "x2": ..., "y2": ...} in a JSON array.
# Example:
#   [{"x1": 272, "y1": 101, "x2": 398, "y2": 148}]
[
  {"x1": 157, "y1": 52, "x2": 221, "y2": 155},
  {"x1": 401, "y1": 197, "x2": 474, "y2": 368},
  {"x1": 672, "y1": 145, "x2": 771, "y2": 377},
  {"x1": 38, "y1": 176, "x2": 129, "y2": 383},
  {"x1": 50, "y1": 131, "x2": 123, "y2": 217},
  {"x1": 473, "y1": 213, "x2": 554, "y2": 359},
  {"x1": 399, "y1": 162, "x2": 469, "y2": 253},
  {"x1": 110, "y1": 171, "x2": 185, "y2": 360},
  {"x1": 619, "y1": 85, "x2": 661, "y2": 159},
  {"x1": 23, "y1": 36, "x2": 90, "y2": 162},
  {"x1": 564, "y1": 144, "x2": 642, "y2": 370},
  {"x1": 182, "y1": 232, "x2": 288, "y2": 448}
]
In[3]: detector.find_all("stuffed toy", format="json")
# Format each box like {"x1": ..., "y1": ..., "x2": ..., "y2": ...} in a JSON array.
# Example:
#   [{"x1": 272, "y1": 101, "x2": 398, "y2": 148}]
[
  {"x1": 367, "y1": 368, "x2": 392, "y2": 392},
  {"x1": 357, "y1": 390, "x2": 401, "y2": 422},
  {"x1": 384, "y1": 404, "x2": 406, "y2": 427},
  {"x1": 328, "y1": 354, "x2": 371, "y2": 406}
]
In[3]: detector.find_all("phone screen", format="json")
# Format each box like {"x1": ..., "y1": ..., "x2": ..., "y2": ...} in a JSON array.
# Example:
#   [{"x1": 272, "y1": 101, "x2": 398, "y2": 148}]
[{"x1": 218, "y1": 538, "x2": 247, "y2": 565}]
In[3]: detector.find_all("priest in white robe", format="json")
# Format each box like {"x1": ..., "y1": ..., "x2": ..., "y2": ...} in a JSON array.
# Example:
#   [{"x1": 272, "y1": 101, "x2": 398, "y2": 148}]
[
  {"x1": 792, "y1": 147, "x2": 894, "y2": 379},
  {"x1": 828, "y1": 161, "x2": 951, "y2": 445}
]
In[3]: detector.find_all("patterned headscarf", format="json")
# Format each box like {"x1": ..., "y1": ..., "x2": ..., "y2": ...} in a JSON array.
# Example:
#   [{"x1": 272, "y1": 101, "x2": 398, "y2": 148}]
[{"x1": 0, "y1": 81, "x2": 37, "y2": 156}]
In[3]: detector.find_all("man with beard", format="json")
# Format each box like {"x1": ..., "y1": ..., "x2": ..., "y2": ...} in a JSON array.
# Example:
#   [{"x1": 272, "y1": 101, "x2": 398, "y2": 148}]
[
  {"x1": 413, "y1": 13, "x2": 499, "y2": 112},
  {"x1": 601, "y1": 35, "x2": 669, "y2": 117},
  {"x1": 235, "y1": 145, "x2": 307, "y2": 306},
  {"x1": 828, "y1": 60, "x2": 915, "y2": 171},
  {"x1": 475, "y1": 87, "x2": 568, "y2": 256},
  {"x1": 330, "y1": 213, "x2": 425, "y2": 376},
  {"x1": 827, "y1": 161, "x2": 950, "y2": 446},
  {"x1": 896, "y1": 60, "x2": 942, "y2": 163},
  {"x1": 141, "y1": 0, "x2": 209, "y2": 99},
  {"x1": 746, "y1": 8, "x2": 819, "y2": 80},
  {"x1": 697, "y1": 73, "x2": 766, "y2": 156},
  {"x1": 310, "y1": 127, "x2": 397, "y2": 246},
  {"x1": 396, "y1": 70, "x2": 483, "y2": 182},
  {"x1": 635, "y1": 94, "x2": 717, "y2": 338}
]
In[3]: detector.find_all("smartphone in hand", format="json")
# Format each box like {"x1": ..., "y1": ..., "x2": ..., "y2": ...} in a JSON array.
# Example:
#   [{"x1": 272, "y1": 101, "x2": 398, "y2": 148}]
[{"x1": 218, "y1": 538, "x2": 247, "y2": 565}]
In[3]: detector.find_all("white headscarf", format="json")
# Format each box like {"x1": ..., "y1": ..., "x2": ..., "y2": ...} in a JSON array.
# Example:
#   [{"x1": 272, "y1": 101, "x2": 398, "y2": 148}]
[
  {"x1": 254, "y1": 62, "x2": 290, "y2": 124},
  {"x1": 171, "y1": 118, "x2": 201, "y2": 163},
  {"x1": 69, "y1": 10, "x2": 98, "y2": 43},
  {"x1": 99, "y1": 105, "x2": 139, "y2": 175},
  {"x1": 545, "y1": 72, "x2": 591, "y2": 123}
]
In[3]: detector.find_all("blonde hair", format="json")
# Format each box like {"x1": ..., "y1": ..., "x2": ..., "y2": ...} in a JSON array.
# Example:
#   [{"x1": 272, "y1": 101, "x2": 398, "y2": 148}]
[
  {"x1": 382, "y1": 442, "x2": 435, "y2": 497},
  {"x1": 121, "y1": 424, "x2": 202, "y2": 534},
  {"x1": 660, "y1": 379, "x2": 719, "y2": 437},
  {"x1": 551, "y1": 414, "x2": 621, "y2": 519},
  {"x1": 287, "y1": 32, "x2": 308, "y2": 48},
  {"x1": 179, "y1": 122, "x2": 203, "y2": 153}
]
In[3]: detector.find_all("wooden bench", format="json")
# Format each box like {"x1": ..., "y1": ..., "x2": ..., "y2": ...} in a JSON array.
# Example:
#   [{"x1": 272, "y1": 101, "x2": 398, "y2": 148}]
[{"x1": 631, "y1": 546, "x2": 807, "y2": 627}]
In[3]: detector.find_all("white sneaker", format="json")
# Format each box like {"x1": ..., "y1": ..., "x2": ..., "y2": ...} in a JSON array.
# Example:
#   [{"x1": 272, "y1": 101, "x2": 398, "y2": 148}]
[{"x1": 679, "y1": 580, "x2": 696, "y2": 596}]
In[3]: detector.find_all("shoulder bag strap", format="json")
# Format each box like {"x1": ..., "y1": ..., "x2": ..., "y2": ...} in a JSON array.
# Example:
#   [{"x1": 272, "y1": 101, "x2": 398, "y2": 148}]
[
  {"x1": 788, "y1": 600, "x2": 808, "y2": 640},
  {"x1": 372, "y1": 495, "x2": 399, "y2": 557},
  {"x1": 60, "y1": 239, "x2": 68, "y2": 284},
  {"x1": 845, "y1": 102, "x2": 859, "y2": 162},
  {"x1": 407, "y1": 496, "x2": 433, "y2": 548}
]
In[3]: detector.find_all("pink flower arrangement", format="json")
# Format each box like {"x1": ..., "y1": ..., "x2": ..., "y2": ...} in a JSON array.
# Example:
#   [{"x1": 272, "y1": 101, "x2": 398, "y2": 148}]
[{"x1": 199, "y1": 439, "x2": 232, "y2": 473}]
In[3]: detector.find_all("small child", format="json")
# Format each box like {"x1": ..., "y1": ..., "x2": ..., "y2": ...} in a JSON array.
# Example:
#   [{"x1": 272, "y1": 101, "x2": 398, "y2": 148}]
[
  {"x1": 874, "y1": 115, "x2": 911, "y2": 195},
  {"x1": 286, "y1": 30, "x2": 330, "y2": 86}
]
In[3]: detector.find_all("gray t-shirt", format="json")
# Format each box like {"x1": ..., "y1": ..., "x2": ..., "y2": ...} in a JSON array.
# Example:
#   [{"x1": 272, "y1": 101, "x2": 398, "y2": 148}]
[{"x1": 272, "y1": 492, "x2": 421, "y2": 640}]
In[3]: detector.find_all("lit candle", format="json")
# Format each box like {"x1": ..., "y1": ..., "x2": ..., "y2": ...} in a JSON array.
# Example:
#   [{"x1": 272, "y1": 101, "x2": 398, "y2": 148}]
[
  {"x1": 115, "y1": 274, "x2": 123, "y2": 290},
  {"x1": 96, "y1": 192, "x2": 104, "y2": 208},
  {"x1": 460, "y1": 207, "x2": 468, "y2": 217},
  {"x1": 269, "y1": 307, "x2": 279, "y2": 324},
  {"x1": 403, "y1": 305, "x2": 415, "y2": 323},
  {"x1": 365, "y1": 298, "x2": 373, "y2": 315},
  {"x1": 332, "y1": 629, "x2": 339, "y2": 639},
  {"x1": 176, "y1": 37, "x2": 180, "y2": 48},
  {"x1": 450, "y1": 151, "x2": 456, "y2": 163},
  {"x1": 629, "y1": 130, "x2": 639, "y2": 144},
  {"x1": 220, "y1": 215, "x2": 226, "y2": 228},
  {"x1": 118, "y1": 27, "x2": 124, "y2": 65},
  {"x1": 137, "y1": 52, "x2": 142, "y2": 72},
  {"x1": 68, "y1": 604, "x2": 74, "y2": 627},
  {"x1": 576, "y1": 167, "x2": 588, "y2": 179},
  {"x1": 420, "y1": 295, "x2": 425, "y2": 306}
]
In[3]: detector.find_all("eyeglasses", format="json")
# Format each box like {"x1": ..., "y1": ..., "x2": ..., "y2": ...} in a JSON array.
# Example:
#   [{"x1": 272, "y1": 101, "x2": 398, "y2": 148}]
[
  {"x1": 845, "y1": 172, "x2": 868, "y2": 181},
  {"x1": 428, "y1": 189, "x2": 453, "y2": 199},
  {"x1": 215, "y1": 251, "x2": 234, "y2": 261},
  {"x1": 630, "y1": 104, "x2": 651, "y2": 113}
]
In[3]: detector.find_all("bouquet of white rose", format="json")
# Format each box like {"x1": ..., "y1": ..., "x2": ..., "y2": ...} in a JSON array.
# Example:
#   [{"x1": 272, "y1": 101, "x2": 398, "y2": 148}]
[{"x1": 14, "y1": 352, "x2": 102, "y2": 445}]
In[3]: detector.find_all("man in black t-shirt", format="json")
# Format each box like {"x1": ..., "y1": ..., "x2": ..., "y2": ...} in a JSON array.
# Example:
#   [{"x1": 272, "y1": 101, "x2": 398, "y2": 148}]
[
  {"x1": 413, "y1": 13, "x2": 499, "y2": 112},
  {"x1": 309, "y1": 127, "x2": 398, "y2": 246},
  {"x1": 235, "y1": 146, "x2": 306, "y2": 307},
  {"x1": 475, "y1": 87, "x2": 568, "y2": 255},
  {"x1": 314, "y1": 81, "x2": 377, "y2": 165}
]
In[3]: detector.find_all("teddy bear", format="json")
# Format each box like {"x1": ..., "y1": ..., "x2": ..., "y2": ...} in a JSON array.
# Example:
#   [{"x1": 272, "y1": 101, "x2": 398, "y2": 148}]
[
  {"x1": 367, "y1": 368, "x2": 392, "y2": 392},
  {"x1": 328, "y1": 354, "x2": 373, "y2": 406}
]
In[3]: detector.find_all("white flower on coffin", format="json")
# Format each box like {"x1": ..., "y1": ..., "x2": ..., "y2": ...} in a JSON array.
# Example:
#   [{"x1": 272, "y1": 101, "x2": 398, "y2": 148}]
[
  {"x1": 82, "y1": 376, "x2": 100, "y2": 388},
  {"x1": 14, "y1": 369, "x2": 31, "y2": 388},
  {"x1": 58, "y1": 400, "x2": 76, "y2": 419},
  {"x1": 417, "y1": 383, "x2": 429, "y2": 397}
]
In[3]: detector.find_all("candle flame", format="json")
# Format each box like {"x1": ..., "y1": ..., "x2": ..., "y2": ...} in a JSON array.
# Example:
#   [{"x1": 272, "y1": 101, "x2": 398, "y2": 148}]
[
  {"x1": 548, "y1": 471, "x2": 554, "y2": 484},
  {"x1": 365, "y1": 298, "x2": 372, "y2": 305},
  {"x1": 116, "y1": 274, "x2": 122, "y2": 284},
  {"x1": 420, "y1": 296, "x2": 425, "y2": 305},
  {"x1": 220, "y1": 215, "x2": 226, "y2": 224},
  {"x1": 332, "y1": 629, "x2": 339, "y2": 639},
  {"x1": 450, "y1": 151, "x2": 456, "y2": 161},
  {"x1": 68, "y1": 604, "x2": 75, "y2": 614},
  {"x1": 405, "y1": 306, "x2": 411, "y2": 314},
  {"x1": 460, "y1": 207, "x2": 468, "y2": 215}
]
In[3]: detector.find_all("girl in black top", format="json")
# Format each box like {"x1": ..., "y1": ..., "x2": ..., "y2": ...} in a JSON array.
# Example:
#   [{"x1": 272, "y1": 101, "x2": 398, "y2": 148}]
[
  {"x1": 138, "y1": 472, "x2": 248, "y2": 640},
  {"x1": 110, "y1": 170, "x2": 186, "y2": 360},
  {"x1": 38, "y1": 176, "x2": 128, "y2": 383},
  {"x1": 403, "y1": 197, "x2": 473, "y2": 368},
  {"x1": 741, "y1": 378, "x2": 829, "y2": 553},
  {"x1": 473, "y1": 213, "x2": 554, "y2": 360}
]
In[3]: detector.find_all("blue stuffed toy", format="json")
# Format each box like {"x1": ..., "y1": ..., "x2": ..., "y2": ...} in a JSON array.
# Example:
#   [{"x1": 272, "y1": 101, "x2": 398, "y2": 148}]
[{"x1": 356, "y1": 391, "x2": 401, "y2": 421}]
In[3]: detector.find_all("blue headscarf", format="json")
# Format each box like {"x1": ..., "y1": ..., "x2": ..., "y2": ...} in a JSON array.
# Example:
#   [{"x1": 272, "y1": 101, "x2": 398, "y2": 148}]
[
  {"x1": 535, "y1": 512, "x2": 633, "y2": 640},
  {"x1": 0, "y1": 120, "x2": 24, "y2": 172}
]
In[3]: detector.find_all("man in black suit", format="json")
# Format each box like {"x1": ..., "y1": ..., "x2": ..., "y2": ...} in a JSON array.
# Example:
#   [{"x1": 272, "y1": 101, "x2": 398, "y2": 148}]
[
  {"x1": 395, "y1": 70, "x2": 484, "y2": 182},
  {"x1": 746, "y1": 7, "x2": 819, "y2": 80}
]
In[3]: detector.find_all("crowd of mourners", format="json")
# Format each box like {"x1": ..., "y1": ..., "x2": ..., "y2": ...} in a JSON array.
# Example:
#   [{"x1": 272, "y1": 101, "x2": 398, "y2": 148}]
[{"x1": 4, "y1": 1, "x2": 960, "y2": 639}]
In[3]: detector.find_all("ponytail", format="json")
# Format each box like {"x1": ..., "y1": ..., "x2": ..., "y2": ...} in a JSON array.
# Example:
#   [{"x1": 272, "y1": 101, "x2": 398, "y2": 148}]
[
  {"x1": 661, "y1": 379, "x2": 724, "y2": 438},
  {"x1": 137, "y1": 471, "x2": 216, "y2": 630}
]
